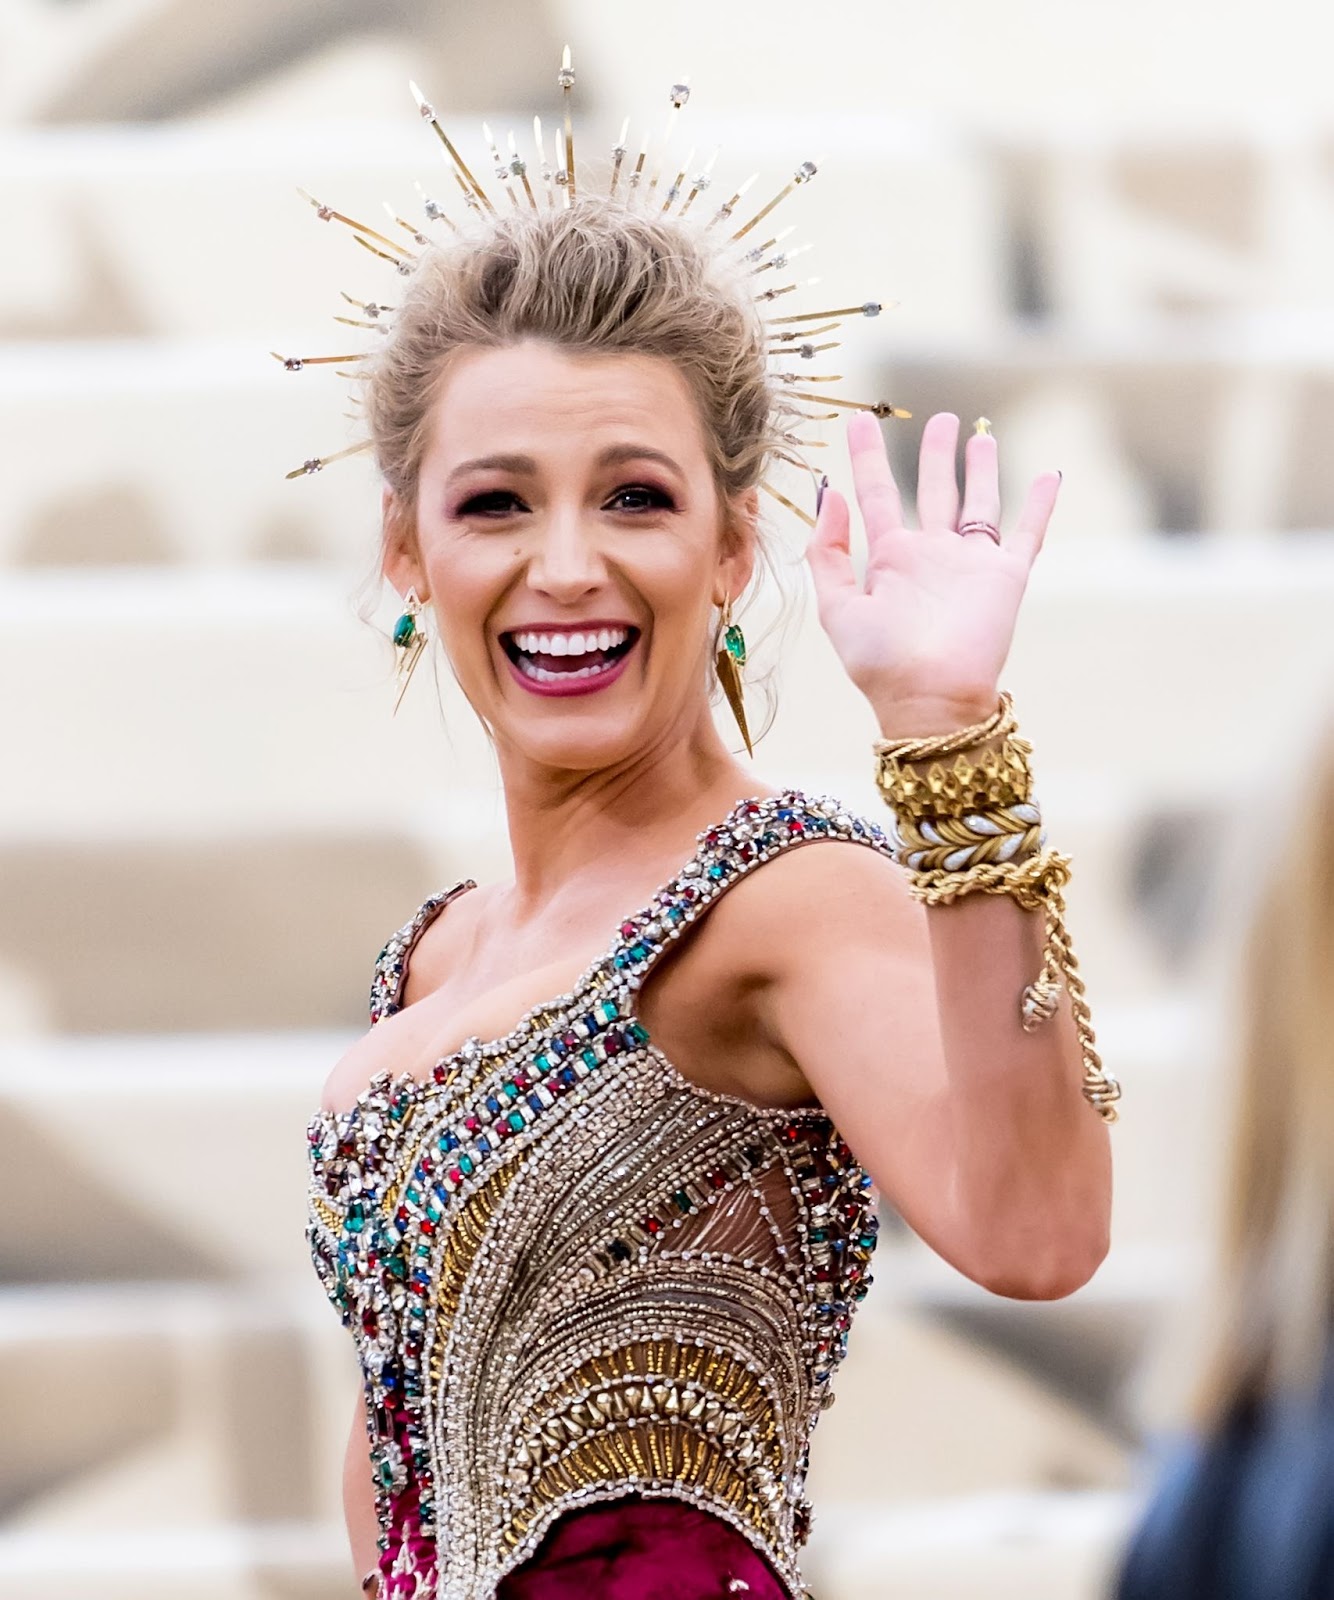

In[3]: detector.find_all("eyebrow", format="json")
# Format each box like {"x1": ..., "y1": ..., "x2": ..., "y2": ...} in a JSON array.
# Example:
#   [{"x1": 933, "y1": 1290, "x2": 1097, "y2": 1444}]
[{"x1": 446, "y1": 444, "x2": 684, "y2": 484}]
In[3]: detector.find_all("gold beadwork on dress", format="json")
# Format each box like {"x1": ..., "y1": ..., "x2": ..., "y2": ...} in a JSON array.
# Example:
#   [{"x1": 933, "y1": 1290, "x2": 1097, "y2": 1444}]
[{"x1": 307, "y1": 792, "x2": 892, "y2": 1600}]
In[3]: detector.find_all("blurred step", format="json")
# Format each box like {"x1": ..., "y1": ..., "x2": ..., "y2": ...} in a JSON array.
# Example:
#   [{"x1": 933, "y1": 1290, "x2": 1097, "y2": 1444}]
[
  {"x1": 4, "y1": 547, "x2": 1333, "y2": 833},
  {"x1": 0, "y1": 997, "x2": 1211, "y2": 1286},
  {"x1": 0, "y1": 802, "x2": 1186, "y2": 1034},
  {"x1": 0, "y1": 122, "x2": 1003, "y2": 338},
  {"x1": 803, "y1": 1489, "x2": 1140, "y2": 1600},
  {"x1": 1, "y1": 1282, "x2": 1133, "y2": 1568},
  {"x1": 807, "y1": 1308, "x2": 1131, "y2": 1506},
  {"x1": 6, "y1": 323, "x2": 1334, "y2": 564},
  {"x1": 0, "y1": 1520, "x2": 345, "y2": 1600},
  {"x1": 0, "y1": 1282, "x2": 352, "y2": 1532}
]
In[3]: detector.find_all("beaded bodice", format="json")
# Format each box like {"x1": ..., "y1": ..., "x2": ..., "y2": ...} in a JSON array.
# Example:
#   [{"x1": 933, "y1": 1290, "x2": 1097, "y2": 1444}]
[{"x1": 306, "y1": 792, "x2": 894, "y2": 1600}]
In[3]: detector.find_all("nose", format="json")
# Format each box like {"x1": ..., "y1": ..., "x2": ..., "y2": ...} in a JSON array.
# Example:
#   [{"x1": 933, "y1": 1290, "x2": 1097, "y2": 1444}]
[{"x1": 525, "y1": 503, "x2": 609, "y2": 603}]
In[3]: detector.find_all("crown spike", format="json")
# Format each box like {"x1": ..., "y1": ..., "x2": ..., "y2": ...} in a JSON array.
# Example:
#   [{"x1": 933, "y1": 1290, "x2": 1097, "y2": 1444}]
[
  {"x1": 742, "y1": 226, "x2": 795, "y2": 265},
  {"x1": 339, "y1": 292, "x2": 394, "y2": 319},
  {"x1": 559, "y1": 46, "x2": 577, "y2": 202},
  {"x1": 353, "y1": 234, "x2": 414, "y2": 274},
  {"x1": 781, "y1": 390, "x2": 912, "y2": 418},
  {"x1": 627, "y1": 129, "x2": 650, "y2": 200},
  {"x1": 409, "y1": 79, "x2": 495, "y2": 212},
  {"x1": 296, "y1": 189, "x2": 410, "y2": 258},
  {"x1": 272, "y1": 351, "x2": 368, "y2": 372},
  {"x1": 506, "y1": 128, "x2": 538, "y2": 211},
  {"x1": 772, "y1": 448, "x2": 823, "y2": 476},
  {"x1": 677, "y1": 146, "x2": 719, "y2": 216},
  {"x1": 285, "y1": 440, "x2": 374, "y2": 480},
  {"x1": 767, "y1": 301, "x2": 888, "y2": 326},
  {"x1": 759, "y1": 478, "x2": 816, "y2": 529},
  {"x1": 534, "y1": 117, "x2": 556, "y2": 208},
  {"x1": 731, "y1": 158, "x2": 821, "y2": 242},
  {"x1": 412, "y1": 180, "x2": 457, "y2": 232},
  {"x1": 768, "y1": 340, "x2": 842, "y2": 362},
  {"x1": 482, "y1": 122, "x2": 519, "y2": 209},
  {"x1": 751, "y1": 241, "x2": 811, "y2": 276},
  {"x1": 383, "y1": 202, "x2": 430, "y2": 247},
  {"x1": 769, "y1": 326, "x2": 842, "y2": 346},
  {"x1": 450, "y1": 167, "x2": 483, "y2": 216},
  {"x1": 609, "y1": 117, "x2": 631, "y2": 197},
  {"x1": 661, "y1": 147, "x2": 695, "y2": 214},
  {"x1": 707, "y1": 172, "x2": 757, "y2": 228},
  {"x1": 646, "y1": 76, "x2": 690, "y2": 199}
]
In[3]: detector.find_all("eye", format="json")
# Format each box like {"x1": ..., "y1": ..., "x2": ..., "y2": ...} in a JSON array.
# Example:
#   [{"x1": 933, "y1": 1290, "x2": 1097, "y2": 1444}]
[
  {"x1": 456, "y1": 489, "x2": 527, "y2": 518},
  {"x1": 604, "y1": 483, "x2": 676, "y2": 513}
]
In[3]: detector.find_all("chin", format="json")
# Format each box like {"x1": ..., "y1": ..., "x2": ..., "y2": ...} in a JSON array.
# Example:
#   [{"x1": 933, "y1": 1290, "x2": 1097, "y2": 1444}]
[{"x1": 501, "y1": 714, "x2": 651, "y2": 774}]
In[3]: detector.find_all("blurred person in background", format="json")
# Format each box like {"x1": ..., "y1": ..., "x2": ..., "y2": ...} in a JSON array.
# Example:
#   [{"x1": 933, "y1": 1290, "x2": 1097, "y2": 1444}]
[{"x1": 1115, "y1": 719, "x2": 1334, "y2": 1600}]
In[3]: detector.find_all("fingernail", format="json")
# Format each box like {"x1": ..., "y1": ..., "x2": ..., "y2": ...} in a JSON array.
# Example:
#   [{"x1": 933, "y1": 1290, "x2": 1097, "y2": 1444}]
[
  {"x1": 815, "y1": 474, "x2": 828, "y2": 516},
  {"x1": 973, "y1": 417, "x2": 992, "y2": 436}
]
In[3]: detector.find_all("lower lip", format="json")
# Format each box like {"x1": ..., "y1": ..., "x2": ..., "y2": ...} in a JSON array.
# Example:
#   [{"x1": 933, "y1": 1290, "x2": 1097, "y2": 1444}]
[{"x1": 503, "y1": 642, "x2": 637, "y2": 698}]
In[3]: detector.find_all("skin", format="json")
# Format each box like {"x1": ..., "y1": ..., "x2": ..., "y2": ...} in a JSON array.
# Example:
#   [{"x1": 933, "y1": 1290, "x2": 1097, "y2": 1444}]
[{"x1": 327, "y1": 338, "x2": 1113, "y2": 1584}]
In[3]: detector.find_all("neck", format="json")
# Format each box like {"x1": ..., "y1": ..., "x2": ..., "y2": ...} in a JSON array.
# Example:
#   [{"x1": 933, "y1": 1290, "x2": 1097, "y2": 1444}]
[{"x1": 492, "y1": 706, "x2": 764, "y2": 918}]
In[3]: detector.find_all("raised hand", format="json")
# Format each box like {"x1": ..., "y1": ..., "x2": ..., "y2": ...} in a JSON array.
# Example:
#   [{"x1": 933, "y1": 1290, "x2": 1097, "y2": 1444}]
[{"x1": 804, "y1": 411, "x2": 1060, "y2": 736}]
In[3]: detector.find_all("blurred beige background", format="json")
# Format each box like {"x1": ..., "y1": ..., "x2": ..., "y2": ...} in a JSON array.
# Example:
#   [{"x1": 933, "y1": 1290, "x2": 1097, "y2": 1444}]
[{"x1": 2, "y1": 1, "x2": 1333, "y2": 1597}]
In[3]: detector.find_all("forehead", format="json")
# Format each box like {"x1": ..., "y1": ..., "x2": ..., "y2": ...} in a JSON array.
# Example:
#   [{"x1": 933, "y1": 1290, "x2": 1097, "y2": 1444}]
[{"x1": 424, "y1": 340, "x2": 709, "y2": 467}]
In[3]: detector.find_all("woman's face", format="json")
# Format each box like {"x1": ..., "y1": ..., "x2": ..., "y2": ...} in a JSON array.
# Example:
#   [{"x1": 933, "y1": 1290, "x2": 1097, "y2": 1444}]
[{"x1": 384, "y1": 339, "x2": 755, "y2": 774}]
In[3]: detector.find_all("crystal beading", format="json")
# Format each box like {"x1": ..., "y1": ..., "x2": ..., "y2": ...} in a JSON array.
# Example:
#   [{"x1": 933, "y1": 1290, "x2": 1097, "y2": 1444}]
[{"x1": 308, "y1": 792, "x2": 893, "y2": 1600}]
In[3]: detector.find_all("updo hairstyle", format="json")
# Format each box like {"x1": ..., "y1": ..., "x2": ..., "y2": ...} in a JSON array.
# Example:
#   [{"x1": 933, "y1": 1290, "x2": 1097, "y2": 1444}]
[{"x1": 364, "y1": 200, "x2": 782, "y2": 544}]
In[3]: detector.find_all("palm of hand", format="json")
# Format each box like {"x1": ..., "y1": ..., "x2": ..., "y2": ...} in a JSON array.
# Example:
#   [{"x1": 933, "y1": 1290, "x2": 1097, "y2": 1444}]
[{"x1": 806, "y1": 412, "x2": 1060, "y2": 725}]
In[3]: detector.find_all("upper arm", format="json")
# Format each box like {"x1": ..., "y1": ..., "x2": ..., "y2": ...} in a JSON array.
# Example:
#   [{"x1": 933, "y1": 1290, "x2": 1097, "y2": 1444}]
[{"x1": 743, "y1": 842, "x2": 968, "y2": 1259}]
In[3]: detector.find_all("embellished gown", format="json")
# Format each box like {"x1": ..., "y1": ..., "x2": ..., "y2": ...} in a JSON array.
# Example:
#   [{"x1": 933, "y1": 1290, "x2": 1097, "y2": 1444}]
[{"x1": 307, "y1": 793, "x2": 894, "y2": 1600}]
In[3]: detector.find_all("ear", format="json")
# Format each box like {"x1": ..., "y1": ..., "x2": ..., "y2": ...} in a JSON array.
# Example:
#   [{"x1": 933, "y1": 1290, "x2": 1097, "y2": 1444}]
[
  {"x1": 379, "y1": 484, "x2": 428, "y2": 602},
  {"x1": 714, "y1": 486, "x2": 759, "y2": 606}
]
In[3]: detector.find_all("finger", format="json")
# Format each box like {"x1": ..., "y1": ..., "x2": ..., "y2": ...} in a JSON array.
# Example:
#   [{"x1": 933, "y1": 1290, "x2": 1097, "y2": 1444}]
[
  {"x1": 846, "y1": 411, "x2": 905, "y2": 539},
  {"x1": 804, "y1": 483, "x2": 858, "y2": 616},
  {"x1": 915, "y1": 412, "x2": 961, "y2": 533},
  {"x1": 958, "y1": 426, "x2": 1001, "y2": 535},
  {"x1": 1010, "y1": 470, "x2": 1062, "y2": 565}
]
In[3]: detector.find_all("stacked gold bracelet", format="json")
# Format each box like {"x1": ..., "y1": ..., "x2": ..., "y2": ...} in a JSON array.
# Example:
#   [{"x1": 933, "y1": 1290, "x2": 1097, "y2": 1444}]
[{"x1": 873, "y1": 693, "x2": 1121, "y2": 1123}]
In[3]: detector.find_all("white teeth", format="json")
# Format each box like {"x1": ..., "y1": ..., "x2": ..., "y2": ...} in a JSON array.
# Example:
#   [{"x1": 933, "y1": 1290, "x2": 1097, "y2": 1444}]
[
  {"x1": 516, "y1": 656, "x2": 617, "y2": 684},
  {"x1": 508, "y1": 626, "x2": 632, "y2": 658}
]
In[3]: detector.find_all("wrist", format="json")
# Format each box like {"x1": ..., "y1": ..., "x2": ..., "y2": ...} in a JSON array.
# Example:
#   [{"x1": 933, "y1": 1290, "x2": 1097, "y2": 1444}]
[{"x1": 872, "y1": 692, "x2": 1000, "y2": 742}]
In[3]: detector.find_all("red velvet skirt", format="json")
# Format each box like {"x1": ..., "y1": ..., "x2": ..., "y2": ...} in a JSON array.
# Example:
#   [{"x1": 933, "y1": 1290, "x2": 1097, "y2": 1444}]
[{"x1": 496, "y1": 1495, "x2": 794, "y2": 1600}]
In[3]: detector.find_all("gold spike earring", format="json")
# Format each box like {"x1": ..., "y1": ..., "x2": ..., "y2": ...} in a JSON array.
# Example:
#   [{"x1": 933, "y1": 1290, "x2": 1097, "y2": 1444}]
[
  {"x1": 714, "y1": 594, "x2": 753, "y2": 757},
  {"x1": 391, "y1": 587, "x2": 429, "y2": 715}
]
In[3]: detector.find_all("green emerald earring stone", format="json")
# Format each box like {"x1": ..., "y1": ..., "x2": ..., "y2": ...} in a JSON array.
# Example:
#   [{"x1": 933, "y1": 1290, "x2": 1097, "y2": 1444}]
[
  {"x1": 723, "y1": 624, "x2": 746, "y2": 667},
  {"x1": 393, "y1": 611, "x2": 417, "y2": 647}
]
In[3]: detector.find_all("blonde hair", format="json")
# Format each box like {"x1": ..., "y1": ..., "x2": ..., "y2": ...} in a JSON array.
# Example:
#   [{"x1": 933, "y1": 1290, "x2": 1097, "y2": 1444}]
[
  {"x1": 365, "y1": 200, "x2": 781, "y2": 539},
  {"x1": 356, "y1": 198, "x2": 803, "y2": 738},
  {"x1": 1190, "y1": 717, "x2": 1334, "y2": 1428}
]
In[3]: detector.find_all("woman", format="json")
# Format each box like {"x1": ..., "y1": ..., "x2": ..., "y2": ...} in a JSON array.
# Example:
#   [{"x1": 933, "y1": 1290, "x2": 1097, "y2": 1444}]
[
  {"x1": 1115, "y1": 722, "x2": 1334, "y2": 1600},
  {"x1": 303, "y1": 187, "x2": 1114, "y2": 1599}
]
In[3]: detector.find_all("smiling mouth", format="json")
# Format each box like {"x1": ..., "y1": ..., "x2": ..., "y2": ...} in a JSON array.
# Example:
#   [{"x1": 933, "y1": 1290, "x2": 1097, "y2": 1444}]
[{"x1": 500, "y1": 625, "x2": 640, "y2": 685}]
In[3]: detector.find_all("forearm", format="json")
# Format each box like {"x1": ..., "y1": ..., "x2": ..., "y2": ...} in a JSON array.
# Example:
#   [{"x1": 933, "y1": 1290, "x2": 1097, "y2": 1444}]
[
  {"x1": 874, "y1": 693, "x2": 1113, "y2": 1295},
  {"x1": 923, "y1": 887, "x2": 1112, "y2": 1295}
]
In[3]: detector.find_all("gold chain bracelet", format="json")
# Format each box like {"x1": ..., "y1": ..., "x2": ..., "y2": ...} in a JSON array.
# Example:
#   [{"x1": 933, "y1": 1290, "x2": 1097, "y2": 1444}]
[{"x1": 874, "y1": 693, "x2": 1122, "y2": 1124}]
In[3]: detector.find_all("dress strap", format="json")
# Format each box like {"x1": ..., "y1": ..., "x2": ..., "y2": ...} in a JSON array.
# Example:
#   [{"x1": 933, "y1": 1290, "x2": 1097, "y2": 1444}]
[
  {"x1": 605, "y1": 791, "x2": 895, "y2": 991},
  {"x1": 368, "y1": 879, "x2": 477, "y2": 1025}
]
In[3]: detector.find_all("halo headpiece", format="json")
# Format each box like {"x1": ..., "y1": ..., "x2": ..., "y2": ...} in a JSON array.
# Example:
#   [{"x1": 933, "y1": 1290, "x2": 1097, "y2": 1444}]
[{"x1": 273, "y1": 49, "x2": 911, "y2": 519}]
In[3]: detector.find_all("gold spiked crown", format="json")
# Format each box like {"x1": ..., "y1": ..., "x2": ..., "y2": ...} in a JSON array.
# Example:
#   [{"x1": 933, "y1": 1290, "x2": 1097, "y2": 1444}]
[{"x1": 272, "y1": 47, "x2": 910, "y2": 523}]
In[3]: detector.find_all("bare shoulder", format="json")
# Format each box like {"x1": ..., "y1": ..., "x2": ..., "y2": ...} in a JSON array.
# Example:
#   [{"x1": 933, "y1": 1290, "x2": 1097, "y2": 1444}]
[{"x1": 707, "y1": 832, "x2": 924, "y2": 981}]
